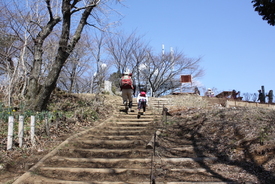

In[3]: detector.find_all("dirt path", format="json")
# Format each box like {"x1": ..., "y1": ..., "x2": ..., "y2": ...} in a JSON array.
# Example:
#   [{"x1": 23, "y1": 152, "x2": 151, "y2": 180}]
[{"x1": 12, "y1": 98, "x2": 244, "y2": 183}]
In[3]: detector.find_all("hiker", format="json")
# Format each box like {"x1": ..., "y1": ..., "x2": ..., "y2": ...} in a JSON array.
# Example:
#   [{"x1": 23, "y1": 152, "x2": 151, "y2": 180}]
[
  {"x1": 120, "y1": 72, "x2": 134, "y2": 112},
  {"x1": 257, "y1": 90, "x2": 265, "y2": 103},
  {"x1": 266, "y1": 90, "x2": 273, "y2": 104},
  {"x1": 231, "y1": 90, "x2": 239, "y2": 99},
  {"x1": 137, "y1": 89, "x2": 148, "y2": 115},
  {"x1": 205, "y1": 88, "x2": 214, "y2": 97}
]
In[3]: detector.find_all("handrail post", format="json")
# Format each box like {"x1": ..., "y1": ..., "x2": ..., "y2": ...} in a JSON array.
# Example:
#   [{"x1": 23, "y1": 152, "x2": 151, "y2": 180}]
[
  {"x1": 7, "y1": 116, "x2": 14, "y2": 150},
  {"x1": 31, "y1": 116, "x2": 36, "y2": 146},
  {"x1": 18, "y1": 115, "x2": 24, "y2": 148}
]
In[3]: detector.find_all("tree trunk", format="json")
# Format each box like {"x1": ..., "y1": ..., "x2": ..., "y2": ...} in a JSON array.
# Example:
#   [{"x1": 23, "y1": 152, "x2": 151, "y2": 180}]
[
  {"x1": 27, "y1": 1, "x2": 97, "y2": 111},
  {"x1": 26, "y1": 16, "x2": 61, "y2": 110}
]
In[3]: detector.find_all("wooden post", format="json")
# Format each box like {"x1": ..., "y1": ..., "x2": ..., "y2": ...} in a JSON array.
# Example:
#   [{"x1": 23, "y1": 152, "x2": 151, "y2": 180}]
[
  {"x1": 18, "y1": 115, "x2": 24, "y2": 148},
  {"x1": 146, "y1": 130, "x2": 161, "y2": 149},
  {"x1": 262, "y1": 86, "x2": 266, "y2": 103},
  {"x1": 7, "y1": 116, "x2": 14, "y2": 150},
  {"x1": 31, "y1": 116, "x2": 35, "y2": 146},
  {"x1": 162, "y1": 106, "x2": 168, "y2": 125},
  {"x1": 267, "y1": 90, "x2": 273, "y2": 104},
  {"x1": 45, "y1": 116, "x2": 50, "y2": 136}
]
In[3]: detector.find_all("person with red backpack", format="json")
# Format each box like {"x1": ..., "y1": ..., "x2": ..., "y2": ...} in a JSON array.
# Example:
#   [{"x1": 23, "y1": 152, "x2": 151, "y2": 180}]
[
  {"x1": 120, "y1": 72, "x2": 134, "y2": 113},
  {"x1": 137, "y1": 89, "x2": 148, "y2": 118}
]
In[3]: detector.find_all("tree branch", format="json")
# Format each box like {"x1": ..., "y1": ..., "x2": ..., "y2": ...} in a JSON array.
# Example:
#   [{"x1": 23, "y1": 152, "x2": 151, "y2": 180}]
[
  {"x1": 45, "y1": 0, "x2": 54, "y2": 20},
  {"x1": 71, "y1": 0, "x2": 101, "y2": 14}
]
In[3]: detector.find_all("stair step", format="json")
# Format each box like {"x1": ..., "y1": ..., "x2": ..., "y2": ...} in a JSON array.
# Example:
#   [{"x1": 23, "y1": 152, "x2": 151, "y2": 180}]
[
  {"x1": 29, "y1": 175, "x2": 152, "y2": 183},
  {"x1": 76, "y1": 139, "x2": 145, "y2": 145},
  {"x1": 51, "y1": 156, "x2": 152, "y2": 163},
  {"x1": 81, "y1": 135, "x2": 146, "y2": 139},
  {"x1": 63, "y1": 148, "x2": 150, "y2": 153},
  {"x1": 88, "y1": 130, "x2": 148, "y2": 134},
  {"x1": 39, "y1": 166, "x2": 219, "y2": 175},
  {"x1": 27, "y1": 176, "x2": 234, "y2": 184},
  {"x1": 115, "y1": 121, "x2": 153, "y2": 125},
  {"x1": 40, "y1": 167, "x2": 151, "y2": 174},
  {"x1": 116, "y1": 118, "x2": 154, "y2": 122},
  {"x1": 88, "y1": 127, "x2": 148, "y2": 131},
  {"x1": 50, "y1": 156, "x2": 217, "y2": 164}
]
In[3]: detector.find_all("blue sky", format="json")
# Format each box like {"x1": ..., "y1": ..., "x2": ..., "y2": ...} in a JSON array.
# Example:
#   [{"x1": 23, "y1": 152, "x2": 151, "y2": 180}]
[{"x1": 113, "y1": 0, "x2": 275, "y2": 95}]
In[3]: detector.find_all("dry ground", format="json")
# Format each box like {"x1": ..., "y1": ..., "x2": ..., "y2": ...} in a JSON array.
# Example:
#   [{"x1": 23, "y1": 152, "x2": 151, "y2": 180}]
[
  {"x1": 0, "y1": 94, "x2": 275, "y2": 183},
  {"x1": 163, "y1": 95, "x2": 275, "y2": 183},
  {"x1": 0, "y1": 93, "x2": 122, "y2": 183}
]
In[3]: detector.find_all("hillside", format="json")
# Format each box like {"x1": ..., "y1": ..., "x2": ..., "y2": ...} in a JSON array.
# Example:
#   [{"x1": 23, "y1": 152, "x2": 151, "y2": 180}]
[
  {"x1": 0, "y1": 93, "x2": 275, "y2": 183},
  {"x1": 164, "y1": 95, "x2": 275, "y2": 183},
  {"x1": 0, "y1": 93, "x2": 122, "y2": 183}
]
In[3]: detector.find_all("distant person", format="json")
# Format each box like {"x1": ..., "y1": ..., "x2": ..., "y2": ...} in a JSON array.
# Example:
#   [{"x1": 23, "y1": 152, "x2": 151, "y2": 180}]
[
  {"x1": 266, "y1": 90, "x2": 273, "y2": 104},
  {"x1": 194, "y1": 86, "x2": 200, "y2": 95},
  {"x1": 205, "y1": 88, "x2": 214, "y2": 97},
  {"x1": 257, "y1": 90, "x2": 265, "y2": 103},
  {"x1": 231, "y1": 90, "x2": 239, "y2": 100}
]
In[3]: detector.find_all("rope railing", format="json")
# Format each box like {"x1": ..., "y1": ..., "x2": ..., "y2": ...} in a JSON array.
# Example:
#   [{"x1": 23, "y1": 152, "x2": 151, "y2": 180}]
[
  {"x1": 147, "y1": 99, "x2": 170, "y2": 183},
  {"x1": 150, "y1": 132, "x2": 156, "y2": 184}
]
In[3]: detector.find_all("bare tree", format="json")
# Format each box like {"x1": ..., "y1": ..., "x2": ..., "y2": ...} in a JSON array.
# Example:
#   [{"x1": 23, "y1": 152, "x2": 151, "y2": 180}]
[
  {"x1": 105, "y1": 31, "x2": 204, "y2": 96},
  {"x1": 0, "y1": 0, "x2": 121, "y2": 111},
  {"x1": 252, "y1": 93, "x2": 258, "y2": 102},
  {"x1": 129, "y1": 40, "x2": 150, "y2": 94},
  {"x1": 243, "y1": 92, "x2": 251, "y2": 101},
  {"x1": 58, "y1": 37, "x2": 91, "y2": 93},
  {"x1": 87, "y1": 31, "x2": 109, "y2": 93},
  {"x1": 0, "y1": 6, "x2": 30, "y2": 106},
  {"x1": 142, "y1": 49, "x2": 204, "y2": 97},
  {"x1": 106, "y1": 31, "x2": 144, "y2": 74}
]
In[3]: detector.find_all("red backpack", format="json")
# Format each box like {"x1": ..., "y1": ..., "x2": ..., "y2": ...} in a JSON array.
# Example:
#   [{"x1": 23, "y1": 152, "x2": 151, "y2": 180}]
[{"x1": 121, "y1": 76, "x2": 133, "y2": 89}]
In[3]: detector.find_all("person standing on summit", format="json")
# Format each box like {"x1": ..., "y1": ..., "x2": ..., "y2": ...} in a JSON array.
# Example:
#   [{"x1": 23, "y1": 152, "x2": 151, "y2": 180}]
[{"x1": 120, "y1": 72, "x2": 134, "y2": 112}]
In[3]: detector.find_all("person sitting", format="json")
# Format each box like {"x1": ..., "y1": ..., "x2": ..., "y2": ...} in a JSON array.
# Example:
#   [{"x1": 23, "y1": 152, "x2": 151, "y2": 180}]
[
  {"x1": 194, "y1": 86, "x2": 200, "y2": 95},
  {"x1": 205, "y1": 88, "x2": 214, "y2": 97}
]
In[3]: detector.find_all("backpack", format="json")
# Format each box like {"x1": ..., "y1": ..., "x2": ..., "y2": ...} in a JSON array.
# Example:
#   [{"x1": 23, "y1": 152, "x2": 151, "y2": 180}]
[{"x1": 121, "y1": 76, "x2": 133, "y2": 89}]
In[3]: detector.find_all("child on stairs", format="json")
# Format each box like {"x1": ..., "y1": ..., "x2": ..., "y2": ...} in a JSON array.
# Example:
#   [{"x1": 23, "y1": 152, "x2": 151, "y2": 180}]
[{"x1": 137, "y1": 90, "x2": 148, "y2": 118}]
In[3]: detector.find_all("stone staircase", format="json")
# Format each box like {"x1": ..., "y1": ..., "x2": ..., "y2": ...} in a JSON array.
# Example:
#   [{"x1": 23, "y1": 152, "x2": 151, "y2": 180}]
[{"x1": 13, "y1": 97, "x2": 238, "y2": 184}]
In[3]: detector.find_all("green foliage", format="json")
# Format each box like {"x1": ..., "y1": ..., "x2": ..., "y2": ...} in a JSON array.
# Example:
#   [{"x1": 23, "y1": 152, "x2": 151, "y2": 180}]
[{"x1": 252, "y1": 0, "x2": 275, "y2": 26}]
